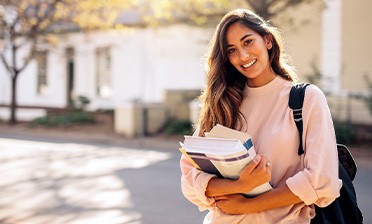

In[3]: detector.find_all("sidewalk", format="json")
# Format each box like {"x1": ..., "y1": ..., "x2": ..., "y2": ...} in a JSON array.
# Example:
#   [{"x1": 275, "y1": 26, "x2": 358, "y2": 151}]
[
  {"x1": 0, "y1": 123, "x2": 181, "y2": 152},
  {"x1": 1, "y1": 122, "x2": 371, "y2": 167}
]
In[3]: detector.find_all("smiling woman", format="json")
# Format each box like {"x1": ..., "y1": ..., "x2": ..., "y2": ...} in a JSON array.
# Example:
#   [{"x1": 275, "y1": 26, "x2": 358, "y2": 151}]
[
  {"x1": 180, "y1": 8, "x2": 342, "y2": 224},
  {"x1": 197, "y1": 9, "x2": 296, "y2": 136},
  {"x1": 226, "y1": 22, "x2": 275, "y2": 87}
]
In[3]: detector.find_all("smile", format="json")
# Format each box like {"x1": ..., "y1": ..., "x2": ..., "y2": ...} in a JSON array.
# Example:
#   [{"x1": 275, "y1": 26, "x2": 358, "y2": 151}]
[{"x1": 242, "y1": 59, "x2": 256, "y2": 69}]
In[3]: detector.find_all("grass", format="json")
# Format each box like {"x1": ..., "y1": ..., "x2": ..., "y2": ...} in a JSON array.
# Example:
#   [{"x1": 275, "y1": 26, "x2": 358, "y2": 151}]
[
  {"x1": 163, "y1": 119, "x2": 193, "y2": 136},
  {"x1": 31, "y1": 111, "x2": 96, "y2": 127}
]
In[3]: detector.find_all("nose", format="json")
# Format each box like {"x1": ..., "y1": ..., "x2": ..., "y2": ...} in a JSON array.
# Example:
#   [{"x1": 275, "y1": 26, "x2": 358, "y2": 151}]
[{"x1": 240, "y1": 49, "x2": 249, "y2": 60}]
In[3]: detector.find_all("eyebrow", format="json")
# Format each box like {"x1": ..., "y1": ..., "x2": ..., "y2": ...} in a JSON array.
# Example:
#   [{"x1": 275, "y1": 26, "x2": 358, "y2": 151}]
[{"x1": 227, "y1": 33, "x2": 253, "y2": 48}]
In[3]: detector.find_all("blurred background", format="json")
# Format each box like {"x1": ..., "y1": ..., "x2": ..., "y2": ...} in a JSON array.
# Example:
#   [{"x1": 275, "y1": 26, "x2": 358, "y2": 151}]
[
  {"x1": 0, "y1": 0, "x2": 371, "y2": 223},
  {"x1": 0, "y1": 0, "x2": 371, "y2": 141}
]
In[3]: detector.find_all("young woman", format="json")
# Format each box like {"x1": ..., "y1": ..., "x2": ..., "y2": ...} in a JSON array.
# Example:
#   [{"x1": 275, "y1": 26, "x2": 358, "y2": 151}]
[{"x1": 180, "y1": 9, "x2": 342, "y2": 223}]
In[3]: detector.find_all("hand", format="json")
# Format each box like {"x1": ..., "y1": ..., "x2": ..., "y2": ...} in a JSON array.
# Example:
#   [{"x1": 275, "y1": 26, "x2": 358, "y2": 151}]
[
  {"x1": 214, "y1": 194, "x2": 249, "y2": 215},
  {"x1": 235, "y1": 154, "x2": 272, "y2": 193}
]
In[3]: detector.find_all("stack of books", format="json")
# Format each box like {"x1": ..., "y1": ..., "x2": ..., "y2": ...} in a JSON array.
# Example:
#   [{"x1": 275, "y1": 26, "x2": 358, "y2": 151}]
[{"x1": 180, "y1": 124, "x2": 272, "y2": 197}]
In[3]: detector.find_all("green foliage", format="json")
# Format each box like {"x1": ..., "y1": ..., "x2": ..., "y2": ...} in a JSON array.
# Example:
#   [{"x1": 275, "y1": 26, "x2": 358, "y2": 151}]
[
  {"x1": 333, "y1": 121, "x2": 356, "y2": 145},
  {"x1": 31, "y1": 111, "x2": 95, "y2": 127},
  {"x1": 361, "y1": 74, "x2": 372, "y2": 114},
  {"x1": 350, "y1": 74, "x2": 372, "y2": 116},
  {"x1": 304, "y1": 58, "x2": 322, "y2": 86},
  {"x1": 163, "y1": 119, "x2": 193, "y2": 136}
]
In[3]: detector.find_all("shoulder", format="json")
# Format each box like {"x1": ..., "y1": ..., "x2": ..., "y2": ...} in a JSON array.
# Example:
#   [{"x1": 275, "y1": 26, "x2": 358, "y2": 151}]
[
  {"x1": 302, "y1": 84, "x2": 330, "y2": 112},
  {"x1": 304, "y1": 84, "x2": 327, "y2": 102}
]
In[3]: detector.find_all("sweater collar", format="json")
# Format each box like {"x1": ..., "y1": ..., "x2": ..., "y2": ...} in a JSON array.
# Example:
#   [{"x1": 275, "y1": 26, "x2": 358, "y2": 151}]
[{"x1": 243, "y1": 75, "x2": 288, "y2": 97}]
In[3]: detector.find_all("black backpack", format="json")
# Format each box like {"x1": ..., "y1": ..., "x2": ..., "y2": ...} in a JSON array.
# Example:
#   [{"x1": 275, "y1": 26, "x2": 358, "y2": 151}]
[{"x1": 289, "y1": 83, "x2": 364, "y2": 224}]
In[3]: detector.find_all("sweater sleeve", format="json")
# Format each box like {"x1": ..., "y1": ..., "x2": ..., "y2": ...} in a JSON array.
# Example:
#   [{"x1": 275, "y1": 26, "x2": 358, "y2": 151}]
[
  {"x1": 286, "y1": 85, "x2": 342, "y2": 207},
  {"x1": 180, "y1": 155, "x2": 216, "y2": 211}
]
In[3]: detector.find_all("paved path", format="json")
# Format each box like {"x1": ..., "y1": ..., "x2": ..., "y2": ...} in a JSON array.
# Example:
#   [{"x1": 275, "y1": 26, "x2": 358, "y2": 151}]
[{"x1": 0, "y1": 137, "x2": 173, "y2": 224}]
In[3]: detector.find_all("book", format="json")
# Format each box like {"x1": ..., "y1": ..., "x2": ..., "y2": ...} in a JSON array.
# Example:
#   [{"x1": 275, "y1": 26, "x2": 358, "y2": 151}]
[{"x1": 180, "y1": 124, "x2": 272, "y2": 197}]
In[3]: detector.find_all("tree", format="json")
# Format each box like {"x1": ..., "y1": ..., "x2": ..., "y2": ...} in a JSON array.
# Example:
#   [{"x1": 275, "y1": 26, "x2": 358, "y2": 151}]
[
  {"x1": 241, "y1": 0, "x2": 320, "y2": 20},
  {"x1": 0, "y1": 0, "x2": 132, "y2": 124},
  {"x1": 137, "y1": 0, "x2": 322, "y2": 24},
  {"x1": 0, "y1": 0, "x2": 321, "y2": 124}
]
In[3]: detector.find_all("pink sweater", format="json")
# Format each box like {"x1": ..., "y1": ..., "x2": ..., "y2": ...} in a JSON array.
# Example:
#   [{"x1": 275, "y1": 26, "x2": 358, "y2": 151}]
[{"x1": 180, "y1": 76, "x2": 342, "y2": 224}]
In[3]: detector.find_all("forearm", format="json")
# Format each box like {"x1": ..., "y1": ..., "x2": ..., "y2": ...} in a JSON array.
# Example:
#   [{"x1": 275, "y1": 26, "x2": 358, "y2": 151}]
[
  {"x1": 216, "y1": 184, "x2": 303, "y2": 215},
  {"x1": 246, "y1": 184, "x2": 302, "y2": 213},
  {"x1": 206, "y1": 177, "x2": 247, "y2": 197}
]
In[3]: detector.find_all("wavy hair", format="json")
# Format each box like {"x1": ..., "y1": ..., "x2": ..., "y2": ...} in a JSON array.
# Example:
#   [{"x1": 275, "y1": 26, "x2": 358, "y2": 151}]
[{"x1": 198, "y1": 9, "x2": 297, "y2": 135}]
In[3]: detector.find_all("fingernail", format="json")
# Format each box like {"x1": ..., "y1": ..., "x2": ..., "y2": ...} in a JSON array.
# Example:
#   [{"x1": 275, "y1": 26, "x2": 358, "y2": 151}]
[{"x1": 254, "y1": 155, "x2": 261, "y2": 162}]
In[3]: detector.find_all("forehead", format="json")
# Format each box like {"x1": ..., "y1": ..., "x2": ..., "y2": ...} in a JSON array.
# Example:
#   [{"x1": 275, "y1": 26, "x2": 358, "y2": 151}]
[{"x1": 226, "y1": 22, "x2": 258, "y2": 44}]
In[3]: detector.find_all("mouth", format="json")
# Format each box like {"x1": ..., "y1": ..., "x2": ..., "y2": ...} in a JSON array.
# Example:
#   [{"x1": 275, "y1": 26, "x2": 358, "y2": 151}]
[{"x1": 241, "y1": 59, "x2": 257, "y2": 69}]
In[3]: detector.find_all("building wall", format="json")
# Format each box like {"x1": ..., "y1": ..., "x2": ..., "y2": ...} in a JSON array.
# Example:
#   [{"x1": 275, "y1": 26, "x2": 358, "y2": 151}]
[
  {"x1": 278, "y1": 3, "x2": 323, "y2": 82},
  {"x1": 0, "y1": 25, "x2": 213, "y2": 117},
  {"x1": 70, "y1": 25, "x2": 212, "y2": 110},
  {"x1": 279, "y1": 0, "x2": 372, "y2": 124},
  {"x1": 320, "y1": 0, "x2": 343, "y2": 94},
  {"x1": 0, "y1": 61, "x2": 9, "y2": 105},
  {"x1": 341, "y1": 0, "x2": 372, "y2": 92}
]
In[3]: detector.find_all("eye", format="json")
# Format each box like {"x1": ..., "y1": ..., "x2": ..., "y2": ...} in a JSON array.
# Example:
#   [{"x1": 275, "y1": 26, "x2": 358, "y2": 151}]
[
  {"x1": 227, "y1": 48, "x2": 235, "y2": 54},
  {"x1": 244, "y1": 39, "x2": 253, "y2": 46}
]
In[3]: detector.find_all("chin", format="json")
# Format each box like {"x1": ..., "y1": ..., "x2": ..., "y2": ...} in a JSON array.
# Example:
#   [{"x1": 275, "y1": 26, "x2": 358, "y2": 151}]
[{"x1": 240, "y1": 71, "x2": 259, "y2": 80}]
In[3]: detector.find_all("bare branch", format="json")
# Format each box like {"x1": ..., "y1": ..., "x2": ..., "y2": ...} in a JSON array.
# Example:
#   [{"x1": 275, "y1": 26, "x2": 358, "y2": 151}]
[
  {"x1": 270, "y1": 0, "x2": 315, "y2": 17},
  {"x1": 0, "y1": 52, "x2": 13, "y2": 76},
  {"x1": 17, "y1": 39, "x2": 37, "y2": 74}
]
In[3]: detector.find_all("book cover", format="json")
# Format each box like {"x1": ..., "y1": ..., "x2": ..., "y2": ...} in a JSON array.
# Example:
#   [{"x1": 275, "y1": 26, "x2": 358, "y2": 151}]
[{"x1": 180, "y1": 124, "x2": 272, "y2": 197}]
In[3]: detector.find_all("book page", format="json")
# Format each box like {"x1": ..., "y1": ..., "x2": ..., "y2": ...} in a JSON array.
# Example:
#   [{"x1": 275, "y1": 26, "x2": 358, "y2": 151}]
[
  {"x1": 183, "y1": 136, "x2": 246, "y2": 155},
  {"x1": 206, "y1": 124, "x2": 252, "y2": 142}
]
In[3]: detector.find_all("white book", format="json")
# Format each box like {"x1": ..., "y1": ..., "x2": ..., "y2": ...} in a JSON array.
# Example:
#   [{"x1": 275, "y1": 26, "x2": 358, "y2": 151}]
[{"x1": 181, "y1": 124, "x2": 272, "y2": 197}]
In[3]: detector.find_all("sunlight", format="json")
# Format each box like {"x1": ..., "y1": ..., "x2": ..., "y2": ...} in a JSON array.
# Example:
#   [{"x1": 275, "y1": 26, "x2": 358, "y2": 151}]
[{"x1": 0, "y1": 138, "x2": 171, "y2": 224}]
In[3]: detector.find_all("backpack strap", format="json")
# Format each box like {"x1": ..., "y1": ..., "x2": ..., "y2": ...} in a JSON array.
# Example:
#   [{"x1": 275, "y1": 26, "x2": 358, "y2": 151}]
[{"x1": 289, "y1": 83, "x2": 310, "y2": 155}]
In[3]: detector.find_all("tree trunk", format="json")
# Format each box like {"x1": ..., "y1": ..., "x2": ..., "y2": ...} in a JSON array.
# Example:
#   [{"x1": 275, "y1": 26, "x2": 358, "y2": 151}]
[
  {"x1": 8, "y1": 39, "x2": 19, "y2": 125},
  {"x1": 9, "y1": 73, "x2": 18, "y2": 124},
  {"x1": 246, "y1": 0, "x2": 272, "y2": 19}
]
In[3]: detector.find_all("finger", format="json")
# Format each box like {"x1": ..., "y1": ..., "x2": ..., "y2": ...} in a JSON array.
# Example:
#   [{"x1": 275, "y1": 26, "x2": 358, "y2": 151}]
[
  {"x1": 256, "y1": 156, "x2": 267, "y2": 170},
  {"x1": 260, "y1": 155, "x2": 272, "y2": 170},
  {"x1": 244, "y1": 154, "x2": 261, "y2": 173}
]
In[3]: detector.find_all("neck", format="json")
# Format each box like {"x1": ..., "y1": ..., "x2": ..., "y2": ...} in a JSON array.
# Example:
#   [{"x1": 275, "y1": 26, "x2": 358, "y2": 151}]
[{"x1": 247, "y1": 68, "x2": 277, "y2": 88}]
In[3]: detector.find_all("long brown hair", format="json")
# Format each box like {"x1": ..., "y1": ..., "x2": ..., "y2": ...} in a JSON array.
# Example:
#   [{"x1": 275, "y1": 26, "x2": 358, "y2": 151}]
[{"x1": 198, "y1": 9, "x2": 297, "y2": 135}]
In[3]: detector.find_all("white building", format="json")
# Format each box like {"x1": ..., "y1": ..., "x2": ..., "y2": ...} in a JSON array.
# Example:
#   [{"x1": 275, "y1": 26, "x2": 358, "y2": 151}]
[
  {"x1": 0, "y1": 25, "x2": 213, "y2": 121},
  {"x1": 1, "y1": 0, "x2": 371, "y2": 125}
]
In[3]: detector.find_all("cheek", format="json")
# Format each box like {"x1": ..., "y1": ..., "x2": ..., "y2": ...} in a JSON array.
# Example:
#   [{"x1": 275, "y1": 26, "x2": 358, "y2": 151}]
[
  {"x1": 228, "y1": 55, "x2": 239, "y2": 67},
  {"x1": 263, "y1": 50, "x2": 271, "y2": 64}
]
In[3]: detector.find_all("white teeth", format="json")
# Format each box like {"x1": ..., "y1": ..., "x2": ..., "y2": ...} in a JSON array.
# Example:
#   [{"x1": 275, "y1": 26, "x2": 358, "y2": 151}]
[{"x1": 243, "y1": 59, "x2": 256, "y2": 68}]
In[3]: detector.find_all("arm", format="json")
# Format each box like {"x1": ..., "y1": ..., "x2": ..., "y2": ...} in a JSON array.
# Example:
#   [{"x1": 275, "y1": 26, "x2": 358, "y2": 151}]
[
  {"x1": 180, "y1": 126, "x2": 218, "y2": 211},
  {"x1": 286, "y1": 86, "x2": 341, "y2": 207},
  {"x1": 180, "y1": 155, "x2": 216, "y2": 211},
  {"x1": 181, "y1": 152, "x2": 271, "y2": 211},
  {"x1": 215, "y1": 184, "x2": 302, "y2": 214}
]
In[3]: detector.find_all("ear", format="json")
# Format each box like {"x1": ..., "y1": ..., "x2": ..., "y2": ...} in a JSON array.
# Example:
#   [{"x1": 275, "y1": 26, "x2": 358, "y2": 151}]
[{"x1": 264, "y1": 35, "x2": 273, "y2": 50}]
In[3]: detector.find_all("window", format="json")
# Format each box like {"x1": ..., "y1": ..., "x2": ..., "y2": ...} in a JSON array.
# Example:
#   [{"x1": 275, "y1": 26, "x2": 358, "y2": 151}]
[
  {"x1": 36, "y1": 50, "x2": 48, "y2": 95},
  {"x1": 96, "y1": 47, "x2": 112, "y2": 98}
]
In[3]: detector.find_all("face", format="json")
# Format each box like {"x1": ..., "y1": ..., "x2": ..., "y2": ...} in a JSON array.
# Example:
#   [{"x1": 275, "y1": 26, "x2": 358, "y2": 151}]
[{"x1": 226, "y1": 22, "x2": 276, "y2": 87}]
